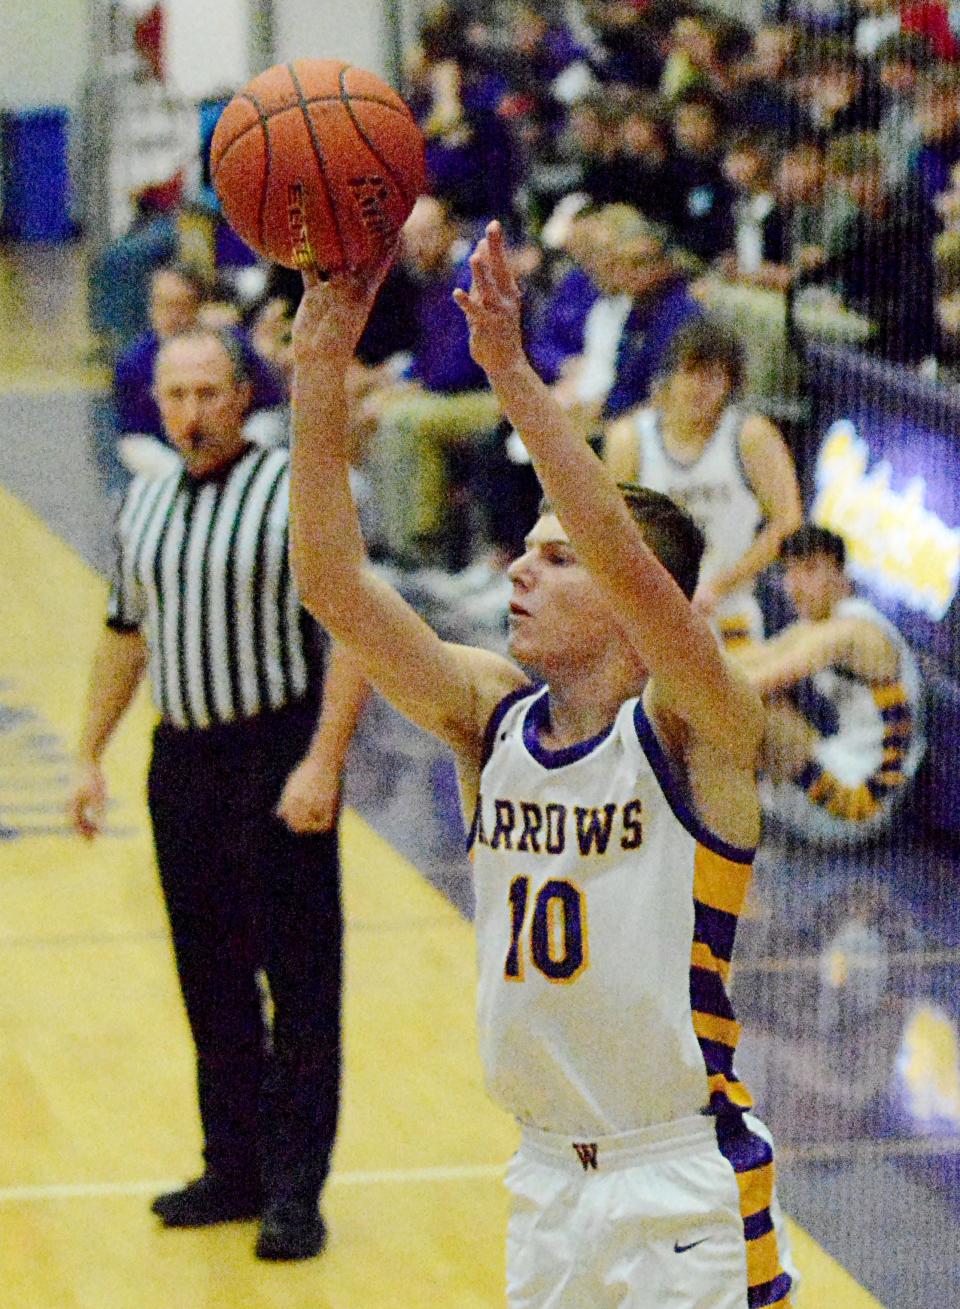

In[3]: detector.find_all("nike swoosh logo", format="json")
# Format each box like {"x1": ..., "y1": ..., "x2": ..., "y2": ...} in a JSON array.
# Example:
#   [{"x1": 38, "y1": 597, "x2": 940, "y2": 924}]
[{"x1": 674, "y1": 1238, "x2": 709, "y2": 1254}]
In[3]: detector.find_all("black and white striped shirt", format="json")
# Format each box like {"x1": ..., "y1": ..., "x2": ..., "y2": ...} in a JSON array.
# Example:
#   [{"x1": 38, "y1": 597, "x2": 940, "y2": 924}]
[{"x1": 107, "y1": 444, "x2": 320, "y2": 730}]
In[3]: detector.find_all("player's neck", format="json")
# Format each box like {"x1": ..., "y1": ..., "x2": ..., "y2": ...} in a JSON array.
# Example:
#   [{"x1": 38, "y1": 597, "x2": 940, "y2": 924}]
[{"x1": 542, "y1": 660, "x2": 646, "y2": 749}]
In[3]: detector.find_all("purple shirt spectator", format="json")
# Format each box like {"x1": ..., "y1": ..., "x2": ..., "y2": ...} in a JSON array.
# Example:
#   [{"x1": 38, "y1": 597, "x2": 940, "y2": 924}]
[
  {"x1": 528, "y1": 265, "x2": 601, "y2": 385},
  {"x1": 606, "y1": 278, "x2": 704, "y2": 418},
  {"x1": 408, "y1": 259, "x2": 487, "y2": 394}
]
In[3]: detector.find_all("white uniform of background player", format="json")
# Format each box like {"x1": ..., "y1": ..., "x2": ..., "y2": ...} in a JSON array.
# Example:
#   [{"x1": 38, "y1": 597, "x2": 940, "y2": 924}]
[
  {"x1": 605, "y1": 319, "x2": 802, "y2": 653},
  {"x1": 472, "y1": 686, "x2": 796, "y2": 1309},
  {"x1": 740, "y1": 524, "x2": 924, "y2": 846},
  {"x1": 760, "y1": 595, "x2": 923, "y2": 844},
  {"x1": 631, "y1": 404, "x2": 766, "y2": 647}
]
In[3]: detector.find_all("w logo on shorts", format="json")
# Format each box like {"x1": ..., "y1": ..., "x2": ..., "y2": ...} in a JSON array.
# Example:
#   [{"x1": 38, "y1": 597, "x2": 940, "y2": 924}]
[{"x1": 572, "y1": 1142, "x2": 599, "y2": 1171}]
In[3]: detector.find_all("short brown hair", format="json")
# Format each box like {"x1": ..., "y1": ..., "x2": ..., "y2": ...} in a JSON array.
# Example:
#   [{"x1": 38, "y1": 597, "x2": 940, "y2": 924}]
[
  {"x1": 664, "y1": 317, "x2": 746, "y2": 397},
  {"x1": 620, "y1": 483, "x2": 705, "y2": 600},
  {"x1": 541, "y1": 485, "x2": 705, "y2": 600},
  {"x1": 780, "y1": 523, "x2": 846, "y2": 569}
]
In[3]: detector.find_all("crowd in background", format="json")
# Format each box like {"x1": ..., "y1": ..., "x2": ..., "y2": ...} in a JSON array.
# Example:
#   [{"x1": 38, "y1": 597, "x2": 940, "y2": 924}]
[{"x1": 83, "y1": 0, "x2": 960, "y2": 847}]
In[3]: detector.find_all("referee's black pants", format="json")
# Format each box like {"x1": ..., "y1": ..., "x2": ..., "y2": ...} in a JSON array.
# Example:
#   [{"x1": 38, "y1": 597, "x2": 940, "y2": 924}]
[{"x1": 147, "y1": 698, "x2": 342, "y2": 1207}]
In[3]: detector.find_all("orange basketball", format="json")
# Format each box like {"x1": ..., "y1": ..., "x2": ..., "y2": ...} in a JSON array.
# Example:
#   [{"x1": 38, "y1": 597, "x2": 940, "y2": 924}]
[{"x1": 210, "y1": 59, "x2": 426, "y2": 273}]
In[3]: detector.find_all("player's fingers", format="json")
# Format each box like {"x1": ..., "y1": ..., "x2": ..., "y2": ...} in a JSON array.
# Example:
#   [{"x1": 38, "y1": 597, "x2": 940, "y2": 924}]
[
  {"x1": 371, "y1": 235, "x2": 401, "y2": 284},
  {"x1": 470, "y1": 245, "x2": 501, "y2": 303},
  {"x1": 486, "y1": 222, "x2": 516, "y2": 296},
  {"x1": 452, "y1": 287, "x2": 479, "y2": 319}
]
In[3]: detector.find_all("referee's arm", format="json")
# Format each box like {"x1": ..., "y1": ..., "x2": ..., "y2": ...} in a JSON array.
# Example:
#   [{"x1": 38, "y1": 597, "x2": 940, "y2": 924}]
[{"x1": 69, "y1": 628, "x2": 148, "y2": 839}]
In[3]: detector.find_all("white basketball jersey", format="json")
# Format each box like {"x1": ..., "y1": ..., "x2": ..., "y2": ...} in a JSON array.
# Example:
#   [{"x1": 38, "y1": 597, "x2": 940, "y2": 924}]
[
  {"x1": 470, "y1": 686, "x2": 755, "y2": 1137},
  {"x1": 633, "y1": 406, "x2": 763, "y2": 638},
  {"x1": 813, "y1": 596, "x2": 923, "y2": 787}
]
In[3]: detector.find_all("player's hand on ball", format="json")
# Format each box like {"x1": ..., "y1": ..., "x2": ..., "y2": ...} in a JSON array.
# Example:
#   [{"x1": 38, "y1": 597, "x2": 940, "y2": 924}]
[
  {"x1": 453, "y1": 222, "x2": 524, "y2": 377},
  {"x1": 292, "y1": 244, "x2": 398, "y2": 367}
]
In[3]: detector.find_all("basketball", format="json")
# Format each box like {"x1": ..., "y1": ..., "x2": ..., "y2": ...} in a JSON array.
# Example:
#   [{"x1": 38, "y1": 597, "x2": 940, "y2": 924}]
[{"x1": 210, "y1": 59, "x2": 426, "y2": 273}]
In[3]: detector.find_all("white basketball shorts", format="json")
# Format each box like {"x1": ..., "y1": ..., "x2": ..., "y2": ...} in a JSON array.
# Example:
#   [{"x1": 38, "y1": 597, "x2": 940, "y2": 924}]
[{"x1": 505, "y1": 1112, "x2": 797, "y2": 1309}]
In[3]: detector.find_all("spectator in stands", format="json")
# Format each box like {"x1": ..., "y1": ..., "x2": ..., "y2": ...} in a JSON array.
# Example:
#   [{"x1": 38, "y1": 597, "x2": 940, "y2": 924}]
[
  {"x1": 668, "y1": 90, "x2": 736, "y2": 260},
  {"x1": 821, "y1": 132, "x2": 939, "y2": 364},
  {"x1": 934, "y1": 226, "x2": 960, "y2": 364},
  {"x1": 582, "y1": 0, "x2": 666, "y2": 90},
  {"x1": 527, "y1": 209, "x2": 604, "y2": 387},
  {"x1": 608, "y1": 93, "x2": 682, "y2": 225},
  {"x1": 729, "y1": 23, "x2": 800, "y2": 134},
  {"x1": 719, "y1": 135, "x2": 783, "y2": 282},
  {"x1": 507, "y1": 2, "x2": 586, "y2": 90},
  {"x1": 658, "y1": 10, "x2": 747, "y2": 104},
  {"x1": 722, "y1": 139, "x2": 832, "y2": 291},
  {"x1": 113, "y1": 262, "x2": 204, "y2": 436},
  {"x1": 792, "y1": 39, "x2": 879, "y2": 141},
  {"x1": 853, "y1": 0, "x2": 903, "y2": 56},
  {"x1": 909, "y1": 66, "x2": 960, "y2": 206},
  {"x1": 88, "y1": 191, "x2": 179, "y2": 359},
  {"x1": 604, "y1": 317, "x2": 802, "y2": 649},
  {"x1": 902, "y1": 0, "x2": 960, "y2": 61},
  {"x1": 476, "y1": 207, "x2": 607, "y2": 552},
  {"x1": 113, "y1": 263, "x2": 285, "y2": 461},
  {"x1": 552, "y1": 203, "x2": 705, "y2": 428},
  {"x1": 857, "y1": 0, "x2": 960, "y2": 60},
  {"x1": 362, "y1": 196, "x2": 500, "y2": 563},
  {"x1": 740, "y1": 524, "x2": 923, "y2": 846},
  {"x1": 934, "y1": 158, "x2": 960, "y2": 232},
  {"x1": 931, "y1": 164, "x2": 960, "y2": 363},
  {"x1": 561, "y1": 94, "x2": 627, "y2": 206},
  {"x1": 408, "y1": 6, "x2": 516, "y2": 220},
  {"x1": 874, "y1": 32, "x2": 931, "y2": 187},
  {"x1": 495, "y1": 204, "x2": 703, "y2": 544}
]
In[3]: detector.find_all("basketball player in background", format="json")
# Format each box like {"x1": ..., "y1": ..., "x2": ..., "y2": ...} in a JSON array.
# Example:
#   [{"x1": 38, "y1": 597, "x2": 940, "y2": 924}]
[
  {"x1": 604, "y1": 318, "x2": 802, "y2": 651},
  {"x1": 289, "y1": 223, "x2": 795, "y2": 1308},
  {"x1": 738, "y1": 524, "x2": 923, "y2": 845}
]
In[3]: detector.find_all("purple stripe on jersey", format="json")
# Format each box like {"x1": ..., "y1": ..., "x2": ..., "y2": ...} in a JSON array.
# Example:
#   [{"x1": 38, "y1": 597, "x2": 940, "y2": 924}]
[
  {"x1": 716, "y1": 1118, "x2": 774, "y2": 1173},
  {"x1": 743, "y1": 1208, "x2": 774, "y2": 1242},
  {"x1": 714, "y1": 1118, "x2": 792, "y2": 1306},
  {"x1": 468, "y1": 682, "x2": 539, "y2": 853},
  {"x1": 521, "y1": 689, "x2": 619, "y2": 769},
  {"x1": 481, "y1": 682, "x2": 538, "y2": 771},
  {"x1": 879, "y1": 702, "x2": 911, "y2": 724},
  {"x1": 866, "y1": 775, "x2": 889, "y2": 801},
  {"x1": 749, "y1": 1271, "x2": 793, "y2": 1307},
  {"x1": 699, "y1": 1036, "x2": 737, "y2": 1077},
  {"x1": 691, "y1": 964, "x2": 737, "y2": 1020},
  {"x1": 632, "y1": 702, "x2": 756, "y2": 863},
  {"x1": 694, "y1": 900, "x2": 738, "y2": 963}
]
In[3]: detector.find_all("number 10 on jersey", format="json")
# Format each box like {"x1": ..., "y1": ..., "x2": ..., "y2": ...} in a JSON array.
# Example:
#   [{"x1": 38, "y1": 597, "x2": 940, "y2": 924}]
[{"x1": 505, "y1": 876, "x2": 589, "y2": 983}]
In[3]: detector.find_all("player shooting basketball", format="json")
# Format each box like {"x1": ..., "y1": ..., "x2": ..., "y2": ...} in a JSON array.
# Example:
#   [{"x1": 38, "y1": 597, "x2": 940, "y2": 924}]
[{"x1": 289, "y1": 222, "x2": 797, "y2": 1309}]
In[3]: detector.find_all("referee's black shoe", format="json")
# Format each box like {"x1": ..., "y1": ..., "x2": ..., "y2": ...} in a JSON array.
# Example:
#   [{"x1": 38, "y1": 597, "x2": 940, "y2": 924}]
[
  {"x1": 151, "y1": 1173, "x2": 262, "y2": 1227},
  {"x1": 255, "y1": 1201, "x2": 327, "y2": 1261}
]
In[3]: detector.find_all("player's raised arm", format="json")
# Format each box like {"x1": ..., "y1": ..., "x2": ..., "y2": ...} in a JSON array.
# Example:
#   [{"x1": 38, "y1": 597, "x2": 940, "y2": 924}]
[
  {"x1": 289, "y1": 257, "x2": 526, "y2": 767},
  {"x1": 454, "y1": 224, "x2": 762, "y2": 759}
]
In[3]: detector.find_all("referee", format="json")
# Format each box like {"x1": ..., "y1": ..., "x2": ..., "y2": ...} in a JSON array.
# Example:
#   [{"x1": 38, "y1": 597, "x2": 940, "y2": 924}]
[{"x1": 68, "y1": 327, "x2": 368, "y2": 1261}]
